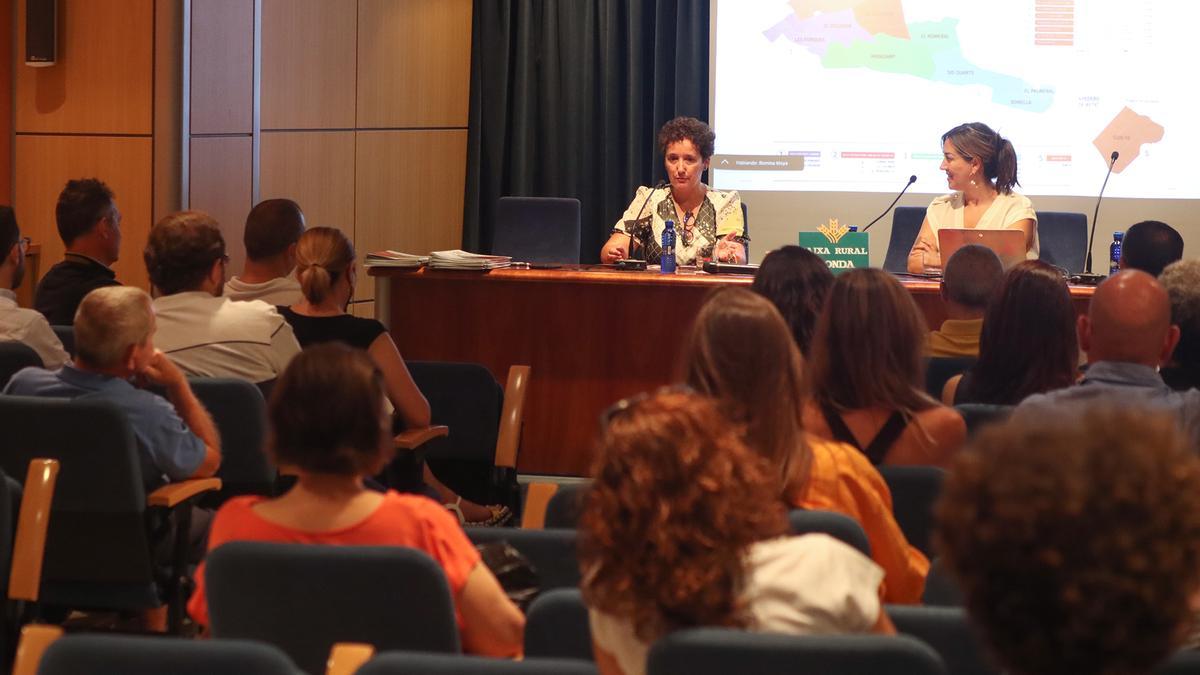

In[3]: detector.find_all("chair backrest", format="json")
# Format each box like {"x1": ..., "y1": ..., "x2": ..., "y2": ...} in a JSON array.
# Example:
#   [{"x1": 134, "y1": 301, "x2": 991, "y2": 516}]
[
  {"x1": 788, "y1": 509, "x2": 871, "y2": 556},
  {"x1": 878, "y1": 465, "x2": 946, "y2": 557},
  {"x1": 889, "y1": 604, "x2": 1001, "y2": 675},
  {"x1": 467, "y1": 528, "x2": 581, "y2": 589},
  {"x1": 741, "y1": 201, "x2": 749, "y2": 259},
  {"x1": 926, "y1": 356, "x2": 976, "y2": 398},
  {"x1": 0, "y1": 396, "x2": 157, "y2": 607},
  {"x1": 187, "y1": 377, "x2": 273, "y2": 503},
  {"x1": 49, "y1": 325, "x2": 75, "y2": 358},
  {"x1": 544, "y1": 483, "x2": 587, "y2": 529},
  {"x1": 0, "y1": 341, "x2": 43, "y2": 389},
  {"x1": 38, "y1": 634, "x2": 299, "y2": 675},
  {"x1": 407, "y1": 361, "x2": 503, "y2": 462},
  {"x1": 525, "y1": 588, "x2": 593, "y2": 661},
  {"x1": 1035, "y1": 211, "x2": 1088, "y2": 274},
  {"x1": 206, "y1": 542, "x2": 461, "y2": 675},
  {"x1": 955, "y1": 403, "x2": 1014, "y2": 438},
  {"x1": 493, "y1": 196, "x2": 582, "y2": 264},
  {"x1": 359, "y1": 652, "x2": 598, "y2": 674},
  {"x1": 884, "y1": 206, "x2": 927, "y2": 273},
  {"x1": 647, "y1": 629, "x2": 948, "y2": 675}
]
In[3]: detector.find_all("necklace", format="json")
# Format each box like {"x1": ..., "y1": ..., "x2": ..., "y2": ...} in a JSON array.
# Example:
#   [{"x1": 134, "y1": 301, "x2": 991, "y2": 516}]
[{"x1": 675, "y1": 201, "x2": 699, "y2": 247}]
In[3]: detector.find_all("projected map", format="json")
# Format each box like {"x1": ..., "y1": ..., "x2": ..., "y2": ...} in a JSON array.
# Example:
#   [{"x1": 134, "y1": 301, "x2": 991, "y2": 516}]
[{"x1": 711, "y1": 0, "x2": 1197, "y2": 198}]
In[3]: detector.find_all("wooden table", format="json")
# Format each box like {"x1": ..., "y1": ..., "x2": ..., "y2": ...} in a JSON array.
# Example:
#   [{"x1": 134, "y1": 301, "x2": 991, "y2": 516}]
[{"x1": 371, "y1": 265, "x2": 1095, "y2": 476}]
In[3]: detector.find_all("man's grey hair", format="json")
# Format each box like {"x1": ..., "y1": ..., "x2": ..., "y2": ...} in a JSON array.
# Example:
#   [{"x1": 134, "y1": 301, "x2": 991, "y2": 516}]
[
  {"x1": 74, "y1": 286, "x2": 154, "y2": 368},
  {"x1": 1160, "y1": 259, "x2": 1200, "y2": 370}
]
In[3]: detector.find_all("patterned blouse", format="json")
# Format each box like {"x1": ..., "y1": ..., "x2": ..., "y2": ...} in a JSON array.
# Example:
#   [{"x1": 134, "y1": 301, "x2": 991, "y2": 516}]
[{"x1": 611, "y1": 186, "x2": 747, "y2": 265}]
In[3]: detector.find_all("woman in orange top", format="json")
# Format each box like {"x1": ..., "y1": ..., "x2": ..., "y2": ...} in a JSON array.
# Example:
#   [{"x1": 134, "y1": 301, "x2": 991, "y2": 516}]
[
  {"x1": 681, "y1": 288, "x2": 928, "y2": 603},
  {"x1": 187, "y1": 343, "x2": 524, "y2": 656}
]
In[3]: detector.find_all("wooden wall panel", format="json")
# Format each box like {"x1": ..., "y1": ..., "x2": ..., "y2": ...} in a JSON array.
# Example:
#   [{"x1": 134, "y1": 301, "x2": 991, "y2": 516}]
[
  {"x1": 354, "y1": 129, "x2": 467, "y2": 300},
  {"x1": 14, "y1": 136, "x2": 154, "y2": 290},
  {"x1": 189, "y1": 0, "x2": 254, "y2": 135},
  {"x1": 1, "y1": 0, "x2": 12, "y2": 203},
  {"x1": 14, "y1": 0, "x2": 154, "y2": 135},
  {"x1": 189, "y1": 136, "x2": 253, "y2": 273},
  {"x1": 154, "y1": 0, "x2": 184, "y2": 223},
  {"x1": 260, "y1": 130, "x2": 355, "y2": 231},
  {"x1": 261, "y1": 0, "x2": 355, "y2": 130},
  {"x1": 356, "y1": 0, "x2": 472, "y2": 129}
]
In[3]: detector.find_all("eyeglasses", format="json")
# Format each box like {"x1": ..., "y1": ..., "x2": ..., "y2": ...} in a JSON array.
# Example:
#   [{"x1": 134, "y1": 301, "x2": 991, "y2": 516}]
[{"x1": 598, "y1": 384, "x2": 695, "y2": 430}]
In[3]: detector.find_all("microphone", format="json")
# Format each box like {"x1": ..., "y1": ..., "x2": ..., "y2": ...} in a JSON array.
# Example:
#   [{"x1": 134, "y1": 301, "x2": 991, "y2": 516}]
[
  {"x1": 861, "y1": 175, "x2": 917, "y2": 233},
  {"x1": 615, "y1": 181, "x2": 667, "y2": 270},
  {"x1": 1084, "y1": 151, "x2": 1119, "y2": 274}
]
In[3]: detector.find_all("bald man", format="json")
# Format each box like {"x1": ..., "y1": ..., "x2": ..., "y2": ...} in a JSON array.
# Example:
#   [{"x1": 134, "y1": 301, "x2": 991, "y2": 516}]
[{"x1": 1015, "y1": 270, "x2": 1200, "y2": 444}]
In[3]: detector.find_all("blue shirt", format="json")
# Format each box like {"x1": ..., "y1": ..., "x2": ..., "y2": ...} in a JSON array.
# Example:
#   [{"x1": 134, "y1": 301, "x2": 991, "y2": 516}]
[
  {"x1": 3, "y1": 365, "x2": 206, "y2": 490},
  {"x1": 1016, "y1": 361, "x2": 1200, "y2": 446}
]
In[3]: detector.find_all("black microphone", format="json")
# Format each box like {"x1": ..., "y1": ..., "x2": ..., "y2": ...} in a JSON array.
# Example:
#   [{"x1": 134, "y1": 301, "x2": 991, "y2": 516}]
[
  {"x1": 1084, "y1": 150, "x2": 1119, "y2": 274},
  {"x1": 615, "y1": 181, "x2": 667, "y2": 270},
  {"x1": 861, "y1": 175, "x2": 917, "y2": 233}
]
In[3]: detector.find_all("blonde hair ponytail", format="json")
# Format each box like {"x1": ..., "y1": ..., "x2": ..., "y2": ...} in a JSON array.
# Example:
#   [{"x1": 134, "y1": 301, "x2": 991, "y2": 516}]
[{"x1": 295, "y1": 227, "x2": 355, "y2": 304}]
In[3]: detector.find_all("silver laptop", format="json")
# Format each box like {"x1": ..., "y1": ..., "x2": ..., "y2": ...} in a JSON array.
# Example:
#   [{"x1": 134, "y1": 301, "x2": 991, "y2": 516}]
[{"x1": 937, "y1": 228, "x2": 1026, "y2": 269}]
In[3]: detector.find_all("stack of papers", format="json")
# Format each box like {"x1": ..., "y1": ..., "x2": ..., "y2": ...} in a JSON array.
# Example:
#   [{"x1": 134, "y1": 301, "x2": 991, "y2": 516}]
[
  {"x1": 364, "y1": 250, "x2": 429, "y2": 268},
  {"x1": 429, "y1": 250, "x2": 512, "y2": 270}
]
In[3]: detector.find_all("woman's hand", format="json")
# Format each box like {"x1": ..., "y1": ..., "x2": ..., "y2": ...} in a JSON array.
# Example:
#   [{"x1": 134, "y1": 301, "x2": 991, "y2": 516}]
[
  {"x1": 713, "y1": 231, "x2": 745, "y2": 264},
  {"x1": 601, "y1": 232, "x2": 631, "y2": 264}
]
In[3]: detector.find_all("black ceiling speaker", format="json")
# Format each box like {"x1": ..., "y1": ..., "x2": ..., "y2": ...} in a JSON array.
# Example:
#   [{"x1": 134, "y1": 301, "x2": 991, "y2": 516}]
[{"x1": 26, "y1": 0, "x2": 58, "y2": 67}]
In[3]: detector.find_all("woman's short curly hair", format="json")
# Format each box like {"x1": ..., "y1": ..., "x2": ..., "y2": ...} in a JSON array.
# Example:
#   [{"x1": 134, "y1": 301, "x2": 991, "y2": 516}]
[
  {"x1": 578, "y1": 390, "x2": 788, "y2": 644},
  {"x1": 657, "y1": 116, "x2": 716, "y2": 160},
  {"x1": 935, "y1": 405, "x2": 1200, "y2": 675}
]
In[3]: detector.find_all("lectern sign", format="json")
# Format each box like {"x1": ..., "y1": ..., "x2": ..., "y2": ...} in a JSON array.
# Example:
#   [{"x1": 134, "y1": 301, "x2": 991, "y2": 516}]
[{"x1": 799, "y1": 219, "x2": 869, "y2": 273}]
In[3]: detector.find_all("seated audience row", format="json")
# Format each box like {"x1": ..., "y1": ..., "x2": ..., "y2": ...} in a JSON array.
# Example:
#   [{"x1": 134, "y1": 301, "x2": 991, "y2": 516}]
[{"x1": 0, "y1": 206, "x2": 69, "y2": 368}]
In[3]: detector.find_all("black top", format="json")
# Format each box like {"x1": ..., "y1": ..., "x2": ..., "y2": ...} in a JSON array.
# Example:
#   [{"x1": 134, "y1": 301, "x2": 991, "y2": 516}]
[
  {"x1": 34, "y1": 253, "x2": 120, "y2": 326},
  {"x1": 819, "y1": 400, "x2": 908, "y2": 465},
  {"x1": 277, "y1": 306, "x2": 387, "y2": 350}
]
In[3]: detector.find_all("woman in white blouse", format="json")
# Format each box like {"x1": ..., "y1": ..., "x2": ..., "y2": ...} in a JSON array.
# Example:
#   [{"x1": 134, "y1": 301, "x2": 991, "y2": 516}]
[
  {"x1": 579, "y1": 389, "x2": 892, "y2": 675},
  {"x1": 907, "y1": 122, "x2": 1038, "y2": 273}
]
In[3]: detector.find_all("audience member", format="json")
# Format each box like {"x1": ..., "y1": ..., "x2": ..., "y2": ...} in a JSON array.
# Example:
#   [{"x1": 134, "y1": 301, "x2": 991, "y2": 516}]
[
  {"x1": 943, "y1": 260, "x2": 1078, "y2": 405},
  {"x1": 223, "y1": 198, "x2": 306, "y2": 305},
  {"x1": 936, "y1": 406, "x2": 1200, "y2": 675},
  {"x1": 928, "y1": 244, "x2": 1003, "y2": 357},
  {"x1": 4, "y1": 286, "x2": 220, "y2": 492},
  {"x1": 187, "y1": 343, "x2": 524, "y2": 655},
  {"x1": 34, "y1": 178, "x2": 122, "y2": 326},
  {"x1": 581, "y1": 389, "x2": 891, "y2": 675},
  {"x1": 682, "y1": 287, "x2": 927, "y2": 603},
  {"x1": 1015, "y1": 270, "x2": 1200, "y2": 443},
  {"x1": 144, "y1": 211, "x2": 300, "y2": 383},
  {"x1": 749, "y1": 245, "x2": 834, "y2": 355},
  {"x1": 279, "y1": 227, "x2": 510, "y2": 526},
  {"x1": 1120, "y1": 220, "x2": 1183, "y2": 277},
  {"x1": 1159, "y1": 259, "x2": 1200, "y2": 392},
  {"x1": 804, "y1": 269, "x2": 966, "y2": 467},
  {"x1": 0, "y1": 206, "x2": 69, "y2": 368}
]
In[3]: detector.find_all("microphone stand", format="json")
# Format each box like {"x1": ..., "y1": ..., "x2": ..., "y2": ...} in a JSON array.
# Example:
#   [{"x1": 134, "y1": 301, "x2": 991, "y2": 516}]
[
  {"x1": 615, "y1": 181, "x2": 667, "y2": 270},
  {"x1": 1083, "y1": 151, "x2": 1119, "y2": 276},
  {"x1": 861, "y1": 175, "x2": 918, "y2": 233}
]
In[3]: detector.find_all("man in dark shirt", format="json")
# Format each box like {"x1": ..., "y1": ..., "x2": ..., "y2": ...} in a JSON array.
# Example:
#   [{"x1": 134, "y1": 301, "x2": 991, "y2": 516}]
[{"x1": 34, "y1": 178, "x2": 122, "y2": 325}]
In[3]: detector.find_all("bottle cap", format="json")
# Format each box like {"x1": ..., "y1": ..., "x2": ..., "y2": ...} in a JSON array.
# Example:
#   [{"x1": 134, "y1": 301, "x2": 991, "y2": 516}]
[{"x1": 665, "y1": 219, "x2": 675, "y2": 229}]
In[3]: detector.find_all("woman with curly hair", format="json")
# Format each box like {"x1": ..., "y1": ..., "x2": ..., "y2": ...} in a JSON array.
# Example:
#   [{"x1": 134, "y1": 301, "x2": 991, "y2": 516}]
[
  {"x1": 936, "y1": 405, "x2": 1200, "y2": 675},
  {"x1": 600, "y1": 116, "x2": 746, "y2": 266},
  {"x1": 805, "y1": 268, "x2": 966, "y2": 466},
  {"x1": 682, "y1": 287, "x2": 928, "y2": 604},
  {"x1": 942, "y1": 260, "x2": 1079, "y2": 405},
  {"x1": 580, "y1": 390, "x2": 890, "y2": 675}
]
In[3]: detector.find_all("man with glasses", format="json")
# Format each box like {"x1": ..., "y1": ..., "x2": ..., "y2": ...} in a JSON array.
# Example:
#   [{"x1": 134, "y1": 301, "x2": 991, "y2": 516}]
[
  {"x1": 144, "y1": 210, "x2": 300, "y2": 384},
  {"x1": 0, "y1": 205, "x2": 70, "y2": 369},
  {"x1": 34, "y1": 178, "x2": 124, "y2": 326}
]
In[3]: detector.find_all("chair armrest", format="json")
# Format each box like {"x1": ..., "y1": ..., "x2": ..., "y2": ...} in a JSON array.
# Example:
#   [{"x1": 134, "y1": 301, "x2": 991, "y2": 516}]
[
  {"x1": 147, "y1": 478, "x2": 222, "y2": 508},
  {"x1": 12, "y1": 624, "x2": 63, "y2": 675},
  {"x1": 494, "y1": 365, "x2": 531, "y2": 469},
  {"x1": 394, "y1": 425, "x2": 449, "y2": 450},
  {"x1": 326, "y1": 642, "x2": 375, "y2": 675},
  {"x1": 520, "y1": 481, "x2": 558, "y2": 530},
  {"x1": 9, "y1": 459, "x2": 60, "y2": 603}
]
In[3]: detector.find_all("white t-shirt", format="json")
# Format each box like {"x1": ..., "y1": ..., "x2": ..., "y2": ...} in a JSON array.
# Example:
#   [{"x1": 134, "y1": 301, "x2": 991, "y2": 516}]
[
  {"x1": 588, "y1": 534, "x2": 884, "y2": 675},
  {"x1": 152, "y1": 292, "x2": 301, "y2": 383},
  {"x1": 223, "y1": 275, "x2": 303, "y2": 307},
  {"x1": 0, "y1": 289, "x2": 70, "y2": 369},
  {"x1": 925, "y1": 191, "x2": 1039, "y2": 260}
]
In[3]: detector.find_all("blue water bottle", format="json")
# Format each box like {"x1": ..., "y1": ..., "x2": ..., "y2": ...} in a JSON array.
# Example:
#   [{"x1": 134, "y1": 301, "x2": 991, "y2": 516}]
[
  {"x1": 1109, "y1": 231, "x2": 1124, "y2": 276},
  {"x1": 661, "y1": 219, "x2": 677, "y2": 274}
]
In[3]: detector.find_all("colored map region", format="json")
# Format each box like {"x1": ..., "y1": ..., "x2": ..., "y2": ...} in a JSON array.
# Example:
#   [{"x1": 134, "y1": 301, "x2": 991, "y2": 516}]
[
  {"x1": 1093, "y1": 107, "x2": 1165, "y2": 174},
  {"x1": 764, "y1": 1, "x2": 1055, "y2": 112}
]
